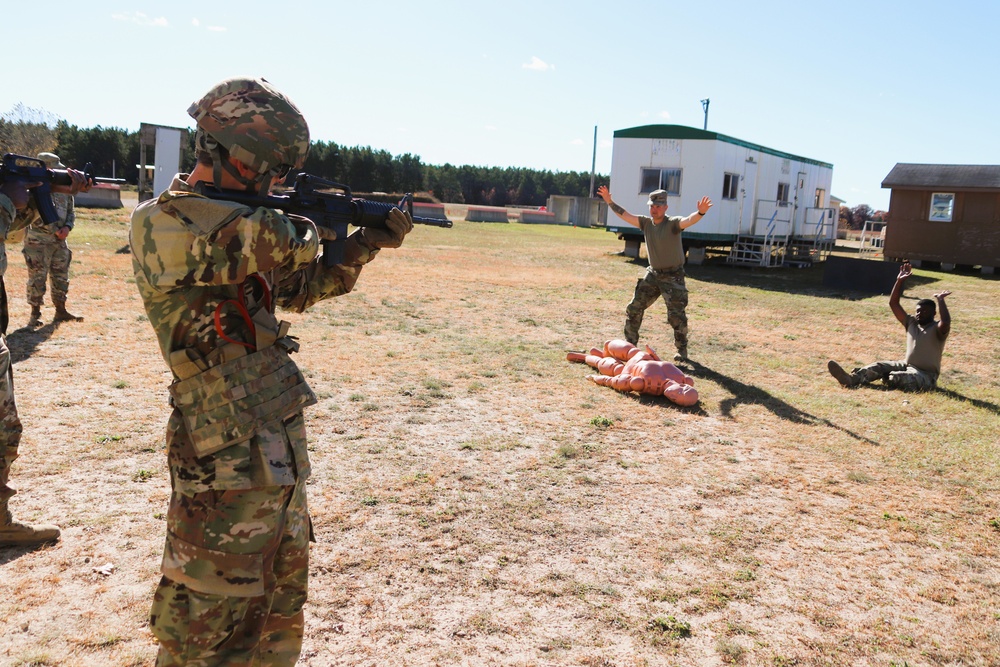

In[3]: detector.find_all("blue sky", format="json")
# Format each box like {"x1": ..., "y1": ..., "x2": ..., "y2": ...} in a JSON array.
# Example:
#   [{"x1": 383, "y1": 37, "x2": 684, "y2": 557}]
[{"x1": 4, "y1": 0, "x2": 998, "y2": 211}]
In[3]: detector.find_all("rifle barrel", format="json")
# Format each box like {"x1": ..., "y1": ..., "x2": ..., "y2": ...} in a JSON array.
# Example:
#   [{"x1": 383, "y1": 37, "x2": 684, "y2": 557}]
[{"x1": 413, "y1": 215, "x2": 452, "y2": 228}]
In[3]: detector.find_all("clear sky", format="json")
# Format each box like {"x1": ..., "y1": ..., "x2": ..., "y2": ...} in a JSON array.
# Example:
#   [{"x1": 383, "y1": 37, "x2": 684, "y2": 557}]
[{"x1": 4, "y1": 0, "x2": 998, "y2": 211}]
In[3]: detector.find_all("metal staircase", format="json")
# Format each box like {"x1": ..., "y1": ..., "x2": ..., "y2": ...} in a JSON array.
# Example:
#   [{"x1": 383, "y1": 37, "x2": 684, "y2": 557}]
[
  {"x1": 783, "y1": 237, "x2": 834, "y2": 267},
  {"x1": 858, "y1": 219, "x2": 886, "y2": 259},
  {"x1": 724, "y1": 203, "x2": 837, "y2": 268},
  {"x1": 726, "y1": 235, "x2": 787, "y2": 267}
]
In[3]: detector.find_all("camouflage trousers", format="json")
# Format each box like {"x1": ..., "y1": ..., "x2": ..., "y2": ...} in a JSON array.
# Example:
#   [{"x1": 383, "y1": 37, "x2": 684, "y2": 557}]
[
  {"x1": 624, "y1": 266, "x2": 689, "y2": 353},
  {"x1": 1, "y1": 333, "x2": 23, "y2": 507},
  {"x1": 22, "y1": 236, "x2": 72, "y2": 307},
  {"x1": 852, "y1": 360, "x2": 937, "y2": 392},
  {"x1": 151, "y1": 478, "x2": 310, "y2": 666}
]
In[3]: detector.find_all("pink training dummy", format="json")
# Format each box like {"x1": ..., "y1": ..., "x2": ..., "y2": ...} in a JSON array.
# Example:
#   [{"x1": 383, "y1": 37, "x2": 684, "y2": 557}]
[{"x1": 567, "y1": 339, "x2": 698, "y2": 407}]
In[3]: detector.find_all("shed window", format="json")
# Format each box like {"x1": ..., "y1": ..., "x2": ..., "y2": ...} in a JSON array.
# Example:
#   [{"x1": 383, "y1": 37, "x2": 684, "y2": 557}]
[
  {"x1": 722, "y1": 173, "x2": 740, "y2": 200},
  {"x1": 929, "y1": 192, "x2": 954, "y2": 222},
  {"x1": 640, "y1": 168, "x2": 682, "y2": 196},
  {"x1": 814, "y1": 188, "x2": 826, "y2": 208}
]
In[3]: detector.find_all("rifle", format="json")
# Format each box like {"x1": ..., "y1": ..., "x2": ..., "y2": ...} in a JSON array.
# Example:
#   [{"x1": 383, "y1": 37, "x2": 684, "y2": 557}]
[
  {"x1": 0, "y1": 153, "x2": 126, "y2": 225},
  {"x1": 194, "y1": 173, "x2": 452, "y2": 266}
]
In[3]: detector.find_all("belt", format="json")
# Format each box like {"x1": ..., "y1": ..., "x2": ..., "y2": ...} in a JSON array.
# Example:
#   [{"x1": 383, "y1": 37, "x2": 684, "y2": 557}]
[{"x1": 650, "y1": 265, "x2": 683, "y2": 275}]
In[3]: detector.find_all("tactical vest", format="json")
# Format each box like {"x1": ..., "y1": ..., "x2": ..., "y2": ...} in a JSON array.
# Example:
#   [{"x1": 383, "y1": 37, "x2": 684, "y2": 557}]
[{"x1": 167, "y1": 278, "x2": 317, "y2": 457}]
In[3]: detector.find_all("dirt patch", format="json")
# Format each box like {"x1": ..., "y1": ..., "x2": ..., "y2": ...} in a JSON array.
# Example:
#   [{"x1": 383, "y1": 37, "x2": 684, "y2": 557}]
[{"x1": 0, "y1": 205, "x2": 998, "y2": 666}]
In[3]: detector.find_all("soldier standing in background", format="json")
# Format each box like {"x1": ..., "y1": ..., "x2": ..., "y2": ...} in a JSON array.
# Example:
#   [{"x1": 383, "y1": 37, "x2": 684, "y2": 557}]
[
  {"x1": 1, "y1": 167, "x2": 88, "y2": 547},
  {"x1": 598, "y1": 185, "x2": 713, "y2": 362},
  {"x1": 131, "y1": 77, "x2": 412, "y2": 664},
  {"x1": 23, "y1": 152, "x2": 82, "y2": 326}
]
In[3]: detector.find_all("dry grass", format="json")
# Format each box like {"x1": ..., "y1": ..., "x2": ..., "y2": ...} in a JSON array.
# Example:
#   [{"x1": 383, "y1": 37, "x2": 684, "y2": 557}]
[{"x1": 0, "y1": 198, "x2": 998, "y2": 666}]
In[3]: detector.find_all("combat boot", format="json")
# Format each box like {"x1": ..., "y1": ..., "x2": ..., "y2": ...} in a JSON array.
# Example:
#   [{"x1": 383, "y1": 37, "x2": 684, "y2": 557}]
[
  {"x1": 27, "y1": 306, "x2": 42, "y2": 327},
  {"x1": 0, "y1": 501, "x2": 60, "y2": 547},
  {"x1": 827, "y1": 360, "x2": 859, "y2": 388},
  {"x1": 52, "y1": 300, "x2": 82, "y2": 322}
]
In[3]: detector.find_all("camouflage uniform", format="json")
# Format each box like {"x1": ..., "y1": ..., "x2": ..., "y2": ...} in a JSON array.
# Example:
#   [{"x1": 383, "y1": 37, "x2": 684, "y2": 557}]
[
  {"x1": 0, "y1": 195, "x2": 24, "y2": 498},
  {"x1": 0, "y1": 193, "x2": 60, "y2": 545},
  {"x1": 848, "y1": 360, "x2": 937, "y2": 392},
  {"x1": 132, "y1": 174, "x2": 380, "y2": 665},
  {"x1": 624, "y1": 214, "x2": 689, "y2": 356},
  {"x1": 836, "y1": 315, "x2": 945, "y2": 392},
  {"x1": 22, "y1": 191, "x2": 75, "y2": 311}
]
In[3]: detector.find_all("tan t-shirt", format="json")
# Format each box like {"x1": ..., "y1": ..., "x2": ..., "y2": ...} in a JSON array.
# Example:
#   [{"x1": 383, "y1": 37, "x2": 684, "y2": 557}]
[
  {"x1": 904, "y1": 315, "x2": 945, "y2": 377},
  {"x1": 638, "y1": 215, "x2": 684, "y2": 270}
]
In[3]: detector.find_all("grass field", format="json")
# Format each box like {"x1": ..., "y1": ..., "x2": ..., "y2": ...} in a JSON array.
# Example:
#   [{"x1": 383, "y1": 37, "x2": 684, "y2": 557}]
[{"x1": 0, "y1": 201, "x2": 998, "y2": 666}]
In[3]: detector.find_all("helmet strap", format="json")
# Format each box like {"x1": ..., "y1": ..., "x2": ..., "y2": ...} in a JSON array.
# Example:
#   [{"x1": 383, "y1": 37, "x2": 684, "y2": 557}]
[
  {"x1": 218, "y1": 154, "x2": 263, "y2": 193},
  {"x1": 201, "y1": 130, "x2": 265, "y2": 193}
]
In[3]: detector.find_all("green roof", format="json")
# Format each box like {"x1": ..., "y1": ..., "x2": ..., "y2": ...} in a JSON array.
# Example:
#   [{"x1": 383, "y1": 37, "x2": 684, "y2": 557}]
[{"x1": 613, "y1": 124, "x2": 833, "y2": 169}]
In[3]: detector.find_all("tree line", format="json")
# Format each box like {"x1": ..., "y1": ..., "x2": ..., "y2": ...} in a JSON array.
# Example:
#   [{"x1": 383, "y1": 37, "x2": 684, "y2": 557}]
[
  {"x1": 1, "y1": 105, "x2": 604, "y2": 206},
  {"x1": 6, "y1": 106, "x2": 895, "y2": 218},
  {"x1": 839, "y1": 203, "x2": 888, "y2": 230}
]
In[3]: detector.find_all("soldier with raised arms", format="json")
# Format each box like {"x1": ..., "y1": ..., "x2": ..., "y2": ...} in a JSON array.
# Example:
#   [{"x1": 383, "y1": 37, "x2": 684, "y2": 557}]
[
  {"x1": 828, "y1": 261, "x2": 951, "y2": 391},
  {"x1": 130, "y1": 77, "x2": 412, "y2": 665},
  {"x1": 598, "y1": 184, "x2": 712, "y2": 362}
]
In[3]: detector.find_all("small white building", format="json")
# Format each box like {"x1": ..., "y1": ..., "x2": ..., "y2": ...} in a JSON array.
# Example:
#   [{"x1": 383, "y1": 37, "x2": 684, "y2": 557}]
[{"x1": 608, "y1": 125, "x2": 837, "y2": 266}]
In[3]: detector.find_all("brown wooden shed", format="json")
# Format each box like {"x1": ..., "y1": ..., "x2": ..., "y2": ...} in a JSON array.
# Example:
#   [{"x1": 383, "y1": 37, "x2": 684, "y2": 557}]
[{"x1": 881, "y1": 163, "x2": 1000, "y2": 274}]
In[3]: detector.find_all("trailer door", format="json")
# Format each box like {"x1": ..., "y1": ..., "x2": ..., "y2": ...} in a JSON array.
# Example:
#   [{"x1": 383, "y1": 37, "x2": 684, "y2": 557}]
[
  {"x1": 792, "y1": 171, "x2": 807, "y2": 235},
  {"x1": 739, "y1": 157, "x2": 758, "y2": 235}
]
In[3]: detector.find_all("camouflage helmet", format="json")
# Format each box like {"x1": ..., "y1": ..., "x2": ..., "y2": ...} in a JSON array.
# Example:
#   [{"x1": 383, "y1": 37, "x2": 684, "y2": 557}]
[
  {"x1": 37, "y1": 152, "x2": 65, "y2": 169},
  {"x1": 188, "y1": 77, "x2": 309, "y2": 179}
]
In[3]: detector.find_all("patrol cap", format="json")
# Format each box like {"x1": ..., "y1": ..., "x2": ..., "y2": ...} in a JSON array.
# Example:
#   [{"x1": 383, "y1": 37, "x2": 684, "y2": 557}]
[
  {"x1": 37, "y1": 152, "x2": 65, "y2": 169},
  {"x1": 647, "y1": 189, "x2": 668, "y2": 206}
]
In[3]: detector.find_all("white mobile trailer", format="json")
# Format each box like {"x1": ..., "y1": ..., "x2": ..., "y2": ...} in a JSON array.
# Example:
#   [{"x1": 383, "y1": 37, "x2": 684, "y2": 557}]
[{"x1": 607, "y1": 125, "x2": 836, "y2": 250}]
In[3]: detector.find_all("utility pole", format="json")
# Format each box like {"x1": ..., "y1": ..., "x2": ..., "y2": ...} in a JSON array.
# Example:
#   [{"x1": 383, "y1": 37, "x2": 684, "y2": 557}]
[
  {"x1": 589, "y1": 125, "x2": 597, "y2": 198},
  {"x1": 701, "y1": 98, "x2": 710, "y2": 130}
]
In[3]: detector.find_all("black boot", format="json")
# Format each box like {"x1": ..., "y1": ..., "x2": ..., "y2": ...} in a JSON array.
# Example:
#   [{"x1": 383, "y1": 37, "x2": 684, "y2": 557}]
[{"x1": 827, "y1": 360, "x2": 858, "y2": 388}]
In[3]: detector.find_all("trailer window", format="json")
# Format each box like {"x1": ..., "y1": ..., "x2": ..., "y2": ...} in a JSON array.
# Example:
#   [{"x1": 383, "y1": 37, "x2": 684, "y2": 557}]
[
  {"x1": 777, "y1": 182, "x2": 790, "y2": 206},
  {"x1": 640, "y1": 168, "x2": 682, "y2": 196},
  {"x1": 814, "y1": 188, "x2": 826, "y2": 208},
  {"x1": 640, "y1": 169, "x2": 660, "y2": 193},
  {"x1": 723, "y1": 173, "x2": 740, "y2": 200}
]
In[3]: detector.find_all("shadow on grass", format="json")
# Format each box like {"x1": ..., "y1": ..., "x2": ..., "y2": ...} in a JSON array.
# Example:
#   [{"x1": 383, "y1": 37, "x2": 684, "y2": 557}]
[
  {"x1": 934, "y1": 387, "x2": 1000, "y2": 415},
  {"x1": 610, "y1": 253, "x2": 942, "y2": 301},
  {"x1": 6, "y1": 322, "x2": 58, "y2": 364},
  {"x1": 0, "y1": 541, "x2": 57, "y2": 562},
  {"x1": 686, "y1": 359, "x2": 881, "y2": 446},
  {"x1": 686, "y1": 262, "x2": 941, "y2": 300},
  {"x1": 824, "y1": 382, "x2": 999, "y2": 415},
  {"x1": 626, "y1": 391, "x2": 709, "y2": 416}
]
